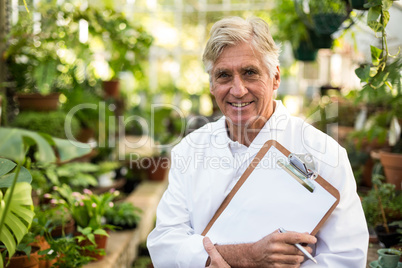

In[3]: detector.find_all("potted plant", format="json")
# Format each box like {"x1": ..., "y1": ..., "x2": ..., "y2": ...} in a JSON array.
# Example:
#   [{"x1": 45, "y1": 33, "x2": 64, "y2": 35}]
[
  {"x1": 39, "y1": 235, "x2": 96, "y2": 268},
  {"x1": 48, "y1": 184, "x2": 119, "y2": 261},
  {"x1": 105, "y1": 201, "x2": 142, "y2": 230},
  {"x1": 361, "y1": 175, "x2": 402, "y2": 247},
  {"x1": 272, "y1": 0, "x2": 318, "y2": 61},
  {"x1": 4, "y1": 7, "x2": 65, "y2": 112},
  {"x1": 307, "y1": 0, "x2": 351, "y2": 35},
  {"x1": 0, "y1": 127, "x2": 91, "y2": 267},
  {"x1": 76, "y1": 8, "x2": 153, "y2": 98},
  {"x1": 11, "y1": 110, "x2": 80, "y2": 139},
  {"x1": 1, "y1": 232, "x2": 40, "y2": 268}
]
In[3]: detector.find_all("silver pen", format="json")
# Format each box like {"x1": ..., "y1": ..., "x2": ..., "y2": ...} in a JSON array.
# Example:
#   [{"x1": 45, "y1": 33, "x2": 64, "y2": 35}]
[{"x1": 278, "y1": 227, "x2": 318, "y2": 264}]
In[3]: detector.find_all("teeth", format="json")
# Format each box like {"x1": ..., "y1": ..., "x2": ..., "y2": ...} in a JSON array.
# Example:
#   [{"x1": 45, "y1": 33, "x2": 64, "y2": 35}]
[{"x1": 231, "y1": 102, "x2": 251, "y2": 107}]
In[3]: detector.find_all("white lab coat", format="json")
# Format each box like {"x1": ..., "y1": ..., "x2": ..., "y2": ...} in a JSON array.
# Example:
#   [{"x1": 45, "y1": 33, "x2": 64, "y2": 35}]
[{"x1": 147, "y1": 101, "x2": 368, "y2": 268}]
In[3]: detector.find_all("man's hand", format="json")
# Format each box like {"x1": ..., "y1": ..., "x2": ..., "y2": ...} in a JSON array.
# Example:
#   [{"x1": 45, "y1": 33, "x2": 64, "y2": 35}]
[
  {"x1": 214, "y1": 229, "x2": 317, "y2": 268},
  {"x1": 203, "y1": 237, "x2": 230, "y2": 268},
  {"x1": 249, "y1": 229, "x2": 317, "y2": 267}
]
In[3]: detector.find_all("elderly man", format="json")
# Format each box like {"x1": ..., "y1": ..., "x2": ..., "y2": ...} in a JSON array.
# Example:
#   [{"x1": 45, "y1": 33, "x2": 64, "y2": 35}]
[{"x1": 147, "y1": 16, "x2": 368, "y2": 267}]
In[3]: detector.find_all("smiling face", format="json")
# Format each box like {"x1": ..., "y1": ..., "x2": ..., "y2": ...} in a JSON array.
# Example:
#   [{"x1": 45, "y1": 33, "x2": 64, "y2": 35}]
[{"x1": 210, "y1": 42, "x2": 280, "y2": 130}]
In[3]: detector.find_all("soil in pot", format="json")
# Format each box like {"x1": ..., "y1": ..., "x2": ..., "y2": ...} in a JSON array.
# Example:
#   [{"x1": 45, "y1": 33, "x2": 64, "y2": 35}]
[{"x1": 375, "y1": 225, "x2": 401, "y2": 248}]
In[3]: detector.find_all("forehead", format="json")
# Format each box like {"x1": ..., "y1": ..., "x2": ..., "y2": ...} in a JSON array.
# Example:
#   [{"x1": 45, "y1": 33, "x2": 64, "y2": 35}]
[{"x1": 213, "y1": 42, "x2": 264, "y2": 71}]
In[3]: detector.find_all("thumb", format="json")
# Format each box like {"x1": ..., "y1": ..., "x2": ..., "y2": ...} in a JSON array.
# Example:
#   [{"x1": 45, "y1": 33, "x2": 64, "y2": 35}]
[{"x1": 203, "y1": 237, "x2": 218, "y2": 257}]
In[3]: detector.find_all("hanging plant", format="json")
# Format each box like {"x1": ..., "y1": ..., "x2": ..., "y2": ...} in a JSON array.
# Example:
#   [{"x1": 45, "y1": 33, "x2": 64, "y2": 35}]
[{"x1": 354, "y1": 0, "x2": 401, "y2": 105}]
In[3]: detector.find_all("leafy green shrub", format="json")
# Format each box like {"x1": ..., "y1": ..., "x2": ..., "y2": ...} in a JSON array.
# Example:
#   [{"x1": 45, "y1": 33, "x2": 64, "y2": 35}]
[
  {"x1": 105, "y1": 202, "x2": 142, "y2": 229},
  {"x1": 361, "y1": 175, "x2": 402, "y2": 228},
  {"x1": 11, "y1": 110, "x2": 80, "y2": 139}
]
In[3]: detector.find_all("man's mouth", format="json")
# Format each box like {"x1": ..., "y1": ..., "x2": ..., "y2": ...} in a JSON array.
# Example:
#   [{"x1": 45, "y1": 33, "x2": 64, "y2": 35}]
[{"x1": 229, "y1": 101, "x2": 253, "y2": 107}]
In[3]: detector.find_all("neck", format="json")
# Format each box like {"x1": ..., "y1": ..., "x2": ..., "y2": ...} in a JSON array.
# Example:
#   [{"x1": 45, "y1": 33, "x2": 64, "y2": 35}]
[{"x1": 226, "y1": 101, "x2": 276, "y2": 146}]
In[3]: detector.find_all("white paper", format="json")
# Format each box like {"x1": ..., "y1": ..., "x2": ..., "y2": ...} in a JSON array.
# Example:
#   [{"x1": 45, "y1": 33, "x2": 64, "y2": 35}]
[{"x1": 206, "y1": 147, "x2": 337, "y2": 244}]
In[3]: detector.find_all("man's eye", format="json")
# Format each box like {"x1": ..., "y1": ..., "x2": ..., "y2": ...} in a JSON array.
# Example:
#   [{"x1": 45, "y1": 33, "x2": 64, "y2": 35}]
[
  {"x1": 245, "y1": 70, "x2": 257, "y2": 76},
  {"x1": 218, "y1": 73, "x2": 229, "y2": 78}
]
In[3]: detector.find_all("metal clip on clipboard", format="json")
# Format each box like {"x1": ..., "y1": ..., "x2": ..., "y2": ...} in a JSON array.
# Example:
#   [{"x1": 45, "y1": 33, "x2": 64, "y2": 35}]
[{"x1": 277, "y1": 153, "x2": 318, "y2": 193}]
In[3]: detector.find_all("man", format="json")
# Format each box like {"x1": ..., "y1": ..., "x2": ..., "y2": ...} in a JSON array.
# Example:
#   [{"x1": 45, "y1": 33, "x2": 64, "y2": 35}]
[{"x1": 147, "y1": 16, "x2": 368, "y2": 267}]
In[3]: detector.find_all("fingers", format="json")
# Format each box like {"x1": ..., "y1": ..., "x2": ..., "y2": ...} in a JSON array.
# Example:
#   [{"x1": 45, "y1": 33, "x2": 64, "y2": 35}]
[
  {"x1": 203, "y1": 237, "x2": 230, "y2": 268},
  {"x1": 273, "y1": 229, "x2": 317, "y2": 245},
  {"x1": 203, "y1": 237, "x2": 216, "y2": 256}
]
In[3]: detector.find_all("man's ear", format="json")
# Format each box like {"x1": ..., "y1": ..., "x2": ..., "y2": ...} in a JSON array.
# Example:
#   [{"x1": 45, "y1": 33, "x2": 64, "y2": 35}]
[
  {"x1": 273, "y1": 66, "x2": 281, "y2": 90},
  {"x1": 209, "y1": 82, "x2": 215, "y2": 96}
]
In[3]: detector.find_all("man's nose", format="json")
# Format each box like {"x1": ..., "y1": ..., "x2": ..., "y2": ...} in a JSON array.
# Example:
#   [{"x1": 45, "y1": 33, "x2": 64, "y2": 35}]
[{"x1": 230, "y1": 75, "x2": 247, "y2": 98}]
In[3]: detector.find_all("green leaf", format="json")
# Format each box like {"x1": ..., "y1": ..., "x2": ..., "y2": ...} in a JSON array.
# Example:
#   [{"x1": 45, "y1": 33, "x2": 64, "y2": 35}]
[
  {"x1": 0, "y1": 166, "x2": 32, "y2": 188},
  {"x1": 21, "y1": 245, "x2": 31, "y2": 258},
  {"x1": 355, "y1": 65, "x2": 371, "y2": 82},
  {"x1": 0, "y1": 129, "x2": 25, "y2": 163},
  {"x1": 370, "y1": 67, "x2": 379, "y2": 77},
  {"x1": 46, "y1": 168, "x2": 59, "y2": 186},
  {"x1": 382, "y1": 0, "x2": 393, "y2": 10},
  {"x1": 52, "y1": 138, "x2": 92, "y2": 162},
  {"x1": 382, "y1": 10, "x2": 390, "y2": 29},
  {"x1": 385, "y1": 81, "x2": 392, "y2": 89},
  {"x1": 4, "y1": 209, "x2": 28, "y2": 243},
  {"x1": 87, "y1": 233, "x2": 95, "y2": 245},
  {"x1": 93, "y1": 229, "x2": 109, "y2": 237},
  {"x1": 367, "y1": 6, "x2": 382, "y2": 32},
  {"x1": 371, "y1": 71, "x2": 389, "y2": 88},
  {"x1": 364, "y1": 0, "x2": 382, "y2": 8},
  {"x1": 0, "y1": 128, "x2": 55, "y2": 163},
  {"x1": 0, "y1": 159, "x2": 16, "y2": 177},
  {"x1": 0, "y1": 225, "x2": 15, "y2": 258},
  {"x1": 371, "y1": 46, "x2": 383, "y2": 66},
  {"x1": 38, "y1": 248, "x2": 52, "y2": 255}
]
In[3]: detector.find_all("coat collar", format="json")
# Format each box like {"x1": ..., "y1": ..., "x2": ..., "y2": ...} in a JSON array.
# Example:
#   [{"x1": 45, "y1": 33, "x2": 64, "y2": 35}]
[{"x1": 210, "y1": 100, "x2": 291, "y2": 160}]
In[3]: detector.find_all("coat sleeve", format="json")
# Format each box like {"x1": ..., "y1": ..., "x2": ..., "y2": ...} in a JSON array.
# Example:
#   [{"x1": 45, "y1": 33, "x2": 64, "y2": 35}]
[
  {"x1": 147, "y1": 148, "x2": 209, "y2": 268},
  {"x1": 302, "y1": 148, "x2": 369, "y2": 267}
]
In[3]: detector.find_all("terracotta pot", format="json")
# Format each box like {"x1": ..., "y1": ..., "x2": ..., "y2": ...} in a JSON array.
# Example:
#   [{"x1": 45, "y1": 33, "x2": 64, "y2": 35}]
[
  {"x1": 102, "y1": 80, "x2": 120, "y2": 98},
  {"x1": 5, "y1": 246, "x2": 40, "y2": 268},
  {"x1": 33, "y1": 236, "x2": 57, "y2": 268},
  {"x1": 76, "y1": 127, "x2": 95, "y2": 143},
  {"x1": 144, "y1": 156, "x2": 169, "y2": 181},
  {"x1": 77, "y1": 231, "x2": 109, "y2": 261},
  {"x1": 379, "y1": 151, "x2": 402, "y2": 190},
  {"x1": 15, "y1": 93, "x2": 60, "y2": 111},
  {"x1": 50, "y1": 218, "x2": 76, "y2": 239}
]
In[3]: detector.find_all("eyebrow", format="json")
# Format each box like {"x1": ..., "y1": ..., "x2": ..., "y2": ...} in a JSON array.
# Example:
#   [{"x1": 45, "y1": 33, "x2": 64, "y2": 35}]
[{"x1": 213, "y1": 68, "x2": 230, "y2": 78}]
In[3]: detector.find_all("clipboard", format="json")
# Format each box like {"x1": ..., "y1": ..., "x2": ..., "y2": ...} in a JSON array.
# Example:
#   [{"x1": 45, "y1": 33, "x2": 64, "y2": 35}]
[{"x1": 201, "y1": 140, "x2": 340, "y2": 244}]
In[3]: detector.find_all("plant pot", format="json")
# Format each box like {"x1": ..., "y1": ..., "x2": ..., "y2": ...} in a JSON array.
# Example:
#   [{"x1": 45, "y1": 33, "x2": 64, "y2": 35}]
[
  {"x1": 379, "y1": 151, "x2": 402, "y2": 190},
  {"x1": 15, "y1": 93, "x2": 60, "y2": 112},
  {"x1": 50, "y1": 218, "x2": 76, "y2": 239},
  {"x1": 293, "y1": 41, "x2": 318, "y2": 62},
  {"x1": 312, "y1": 13, "x2": 348, "y2": 35},
  {"x1": 308, "y1": 30, "x2": 334, "y2": 49},
  {"x1": 375, "y1": 225, "x2": 401, "y2": 248},
  {"x1": 76, "y1": 127, "x2": 95, "y2": 143},
  {"x1": 144, "y1": 156, "x2": 169, "y2": 181},
  {"x1": 349, "y1": 0, "x2": 368, "y2": 10},
  {"x1": 33, "y1": 236, "x2": 57, "y2": 268},
  {"x1": 77, "y1": 232, "x2": 109, "y2": 261},
  {"x1": 102, "y1": 80, "x2": 120, "y2": 98},
  {"x1": 5, "y1": 246, "x2": 40, "y2": 268}
]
